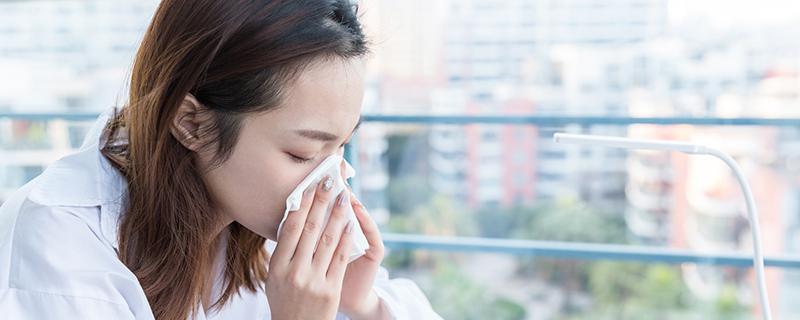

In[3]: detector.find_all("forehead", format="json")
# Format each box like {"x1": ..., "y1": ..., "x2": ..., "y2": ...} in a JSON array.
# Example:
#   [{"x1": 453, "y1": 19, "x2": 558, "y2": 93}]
[{"x1": 257, "y1": 59, "x2": 365, "y2": 136}]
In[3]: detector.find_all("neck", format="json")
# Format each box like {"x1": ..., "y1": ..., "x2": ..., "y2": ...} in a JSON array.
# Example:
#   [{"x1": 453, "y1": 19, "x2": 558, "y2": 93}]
[{"x1": 203, "y1": 223, "x2": 231, "y2": 313}]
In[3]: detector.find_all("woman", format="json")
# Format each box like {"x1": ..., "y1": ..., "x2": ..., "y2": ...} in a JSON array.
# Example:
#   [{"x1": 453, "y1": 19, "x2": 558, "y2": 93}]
[{"x1": 0, "y1": 0, "x2": 442, "y2": 319}]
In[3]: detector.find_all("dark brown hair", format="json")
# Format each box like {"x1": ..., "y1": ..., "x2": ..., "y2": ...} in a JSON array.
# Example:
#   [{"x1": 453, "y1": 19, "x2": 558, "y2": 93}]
[{"x1": 100, "y1": 0, "x2": 367, "y2": 319}]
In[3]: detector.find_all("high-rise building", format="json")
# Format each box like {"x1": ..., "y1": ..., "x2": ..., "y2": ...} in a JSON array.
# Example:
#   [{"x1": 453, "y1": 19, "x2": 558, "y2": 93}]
[
  {"x1": 427, "y1": 0, "x2": 668, "y2": 211},
  {"x1": 0, "y1": 0, "x2": 157, "y2": 202}
]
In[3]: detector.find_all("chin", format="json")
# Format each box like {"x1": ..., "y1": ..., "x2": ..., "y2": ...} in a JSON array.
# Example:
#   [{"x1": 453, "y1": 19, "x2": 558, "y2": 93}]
[{"x1": 257, "y1": 224, "x2": 279, "y2": 242}]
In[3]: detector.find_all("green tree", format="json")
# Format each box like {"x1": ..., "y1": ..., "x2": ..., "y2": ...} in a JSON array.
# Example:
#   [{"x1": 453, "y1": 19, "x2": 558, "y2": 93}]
[
  {"x1": 510, "y1": 198, "x2": 627, "y2": 314},
  {"x1": 587, "y1": 262, "x2": 690, "y2": 319},
  {"x1": 385, "y1": 174, "x2": 433, "y2": 217},
  {"x1": 427, "y1": 260, "x2": 526, "y2": 320}
]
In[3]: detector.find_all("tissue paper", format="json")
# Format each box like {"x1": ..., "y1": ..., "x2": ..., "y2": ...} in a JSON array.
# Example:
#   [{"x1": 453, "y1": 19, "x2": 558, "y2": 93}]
[{"x1": 277, "y1": 154, "x2": 369, "y2": 263}]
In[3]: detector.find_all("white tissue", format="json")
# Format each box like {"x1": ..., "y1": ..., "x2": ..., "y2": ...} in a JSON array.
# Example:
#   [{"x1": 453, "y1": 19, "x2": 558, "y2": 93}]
[{"x1": 277, "y1": 154, "x2": 369, "y2": 263}]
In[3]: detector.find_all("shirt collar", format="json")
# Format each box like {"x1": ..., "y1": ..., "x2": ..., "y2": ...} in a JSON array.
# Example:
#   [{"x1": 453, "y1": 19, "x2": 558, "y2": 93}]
[{"x1": 27, "y1": 107, "x2": 127, "y2": 249}]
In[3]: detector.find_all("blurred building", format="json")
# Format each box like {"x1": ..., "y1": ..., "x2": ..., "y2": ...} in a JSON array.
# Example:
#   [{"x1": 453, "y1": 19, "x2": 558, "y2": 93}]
[
  {"x1": 0, "y1": 1, "x2": 157, "y2": 202},
  {"x1": 624, "y1": 45, "x2": 800, "y2": 315},
  {"x1": 426, "y1": 0, "x2": 668, "y2": 211}
]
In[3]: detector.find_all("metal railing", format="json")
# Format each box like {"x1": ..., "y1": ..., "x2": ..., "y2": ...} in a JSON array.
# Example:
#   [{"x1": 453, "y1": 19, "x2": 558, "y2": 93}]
[
  {"x1": 348, "y1": 114, "x2": 800, "y2": 269},
  {"x1": 4, "y1": 111, "x2": 800, "y2": 269}
]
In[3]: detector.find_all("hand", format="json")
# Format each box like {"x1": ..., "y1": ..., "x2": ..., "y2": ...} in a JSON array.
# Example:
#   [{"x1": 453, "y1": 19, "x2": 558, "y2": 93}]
[
  {"x1": 266, "y1": 174, "x2": 355, "y2": 320},
  {"x1": 338, "y1": 191, "x2": 389, "y2": 320}
]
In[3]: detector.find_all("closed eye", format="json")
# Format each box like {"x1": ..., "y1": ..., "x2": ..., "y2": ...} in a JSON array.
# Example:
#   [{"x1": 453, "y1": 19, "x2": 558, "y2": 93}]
[
  {"x1": 288, "y1": 153, "x2": 314, "y2": 164},
  {"x1": 288, "y1": 141, "x2": 349, "y2": 164}
]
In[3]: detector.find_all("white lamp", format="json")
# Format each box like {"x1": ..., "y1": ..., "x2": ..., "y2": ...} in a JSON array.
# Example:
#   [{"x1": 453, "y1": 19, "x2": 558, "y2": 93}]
[{"x1": 554, "y1": 133, "x2": 772, "y2": 320}]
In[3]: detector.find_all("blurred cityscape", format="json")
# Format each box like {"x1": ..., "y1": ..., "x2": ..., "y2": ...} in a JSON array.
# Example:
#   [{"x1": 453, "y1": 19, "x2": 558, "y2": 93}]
[{"x1": 3, "y1": 0, "x2": 800, "y2": 319}]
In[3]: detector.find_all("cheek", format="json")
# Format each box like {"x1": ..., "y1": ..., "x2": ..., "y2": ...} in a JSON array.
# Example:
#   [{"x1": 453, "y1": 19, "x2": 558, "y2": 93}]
[{"x1": 203, "y1": 145, "x2": 307, "y2": 238}]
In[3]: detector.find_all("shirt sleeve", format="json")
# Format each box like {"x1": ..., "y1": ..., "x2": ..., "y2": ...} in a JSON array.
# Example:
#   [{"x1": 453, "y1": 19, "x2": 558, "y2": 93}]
[
  {"x1": 1, "y1": 200, "x2": 152, "y2": 319},
  {"x1": 370, "y1": 266, "x2": 443, "y2": 320},
  {"x1": 1, "y1": 288, "x2": 136, "y2": 320}
]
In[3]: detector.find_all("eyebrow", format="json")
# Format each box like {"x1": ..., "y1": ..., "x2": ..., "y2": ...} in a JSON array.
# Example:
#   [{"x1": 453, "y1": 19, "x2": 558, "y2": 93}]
[{"x1": 294, "y1": 116, "x2": 362, "y2": 142}]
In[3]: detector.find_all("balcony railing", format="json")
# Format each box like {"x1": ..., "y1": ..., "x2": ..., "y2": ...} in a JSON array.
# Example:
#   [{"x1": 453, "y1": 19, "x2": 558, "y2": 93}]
[{"x1": 3, "y1": 111, "x2": 800, "y2": 270}]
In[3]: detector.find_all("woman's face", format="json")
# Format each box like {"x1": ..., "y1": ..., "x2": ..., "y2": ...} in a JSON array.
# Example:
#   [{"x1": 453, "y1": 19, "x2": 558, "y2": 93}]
[{"x1": 198, "y1": 59, "x2": 365, "y2": 240}]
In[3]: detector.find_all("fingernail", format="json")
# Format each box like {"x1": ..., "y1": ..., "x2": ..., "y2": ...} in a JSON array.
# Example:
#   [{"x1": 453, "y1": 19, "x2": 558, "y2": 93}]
[
  {"x1": 304, "y1": 185, "x2": 315, "y2": 196},
  {"x1": 320, "y1": 176, "x2": 333, "y2": 191},
  {"x1": 345, "y1": 220, "x2": 354, "y2": 233},
  {"x1": 337, "y1": 191, "x2": 350, "y2": 207}
]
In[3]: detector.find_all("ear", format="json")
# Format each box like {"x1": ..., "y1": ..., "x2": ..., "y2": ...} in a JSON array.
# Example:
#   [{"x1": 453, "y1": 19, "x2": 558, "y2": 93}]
[{"x1": 170, "y1": 94, "x2": 211, "y2": 151}]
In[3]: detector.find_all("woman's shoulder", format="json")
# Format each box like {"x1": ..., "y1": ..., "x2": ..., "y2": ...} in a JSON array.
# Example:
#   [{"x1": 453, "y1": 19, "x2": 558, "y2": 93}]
[
  {"x1": 0, "y1": 196, "x2": 143, "y2": 307},
  {"x1": 12, "y1": 197, "x2": 116, "y2": 265},
  {"x1": 0, "y1": 199, "x2": 150, "y2": 319}
]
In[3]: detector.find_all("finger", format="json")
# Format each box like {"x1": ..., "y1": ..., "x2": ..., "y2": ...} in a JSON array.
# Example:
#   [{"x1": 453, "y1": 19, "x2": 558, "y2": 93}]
[
  {"x1": 351, "y1": 195, "x2": 384, "y2": 254},
  {"x1": 327, "y1": 220, "x2": 354, "y2": 282},
  {"x1": 293, "y1": 175, "x2": 336, "y2": 266},
  {"x1": 271, "y1": 185, "x2": 316, "y2": 266},
  {"x1": 312, "y1": 190, "x2": 351, "y2": 271}
]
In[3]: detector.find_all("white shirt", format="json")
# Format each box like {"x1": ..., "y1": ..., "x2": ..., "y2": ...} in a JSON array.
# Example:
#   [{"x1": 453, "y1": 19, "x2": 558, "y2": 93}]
[{"x1": 0, "y1": 109, "x2": 443, "y2": 320}]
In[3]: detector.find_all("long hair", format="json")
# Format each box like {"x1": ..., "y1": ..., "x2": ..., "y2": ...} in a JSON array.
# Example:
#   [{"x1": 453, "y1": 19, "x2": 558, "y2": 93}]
[{"x1": 99, "y1": 1, "x2": 367, "y2": 319}]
